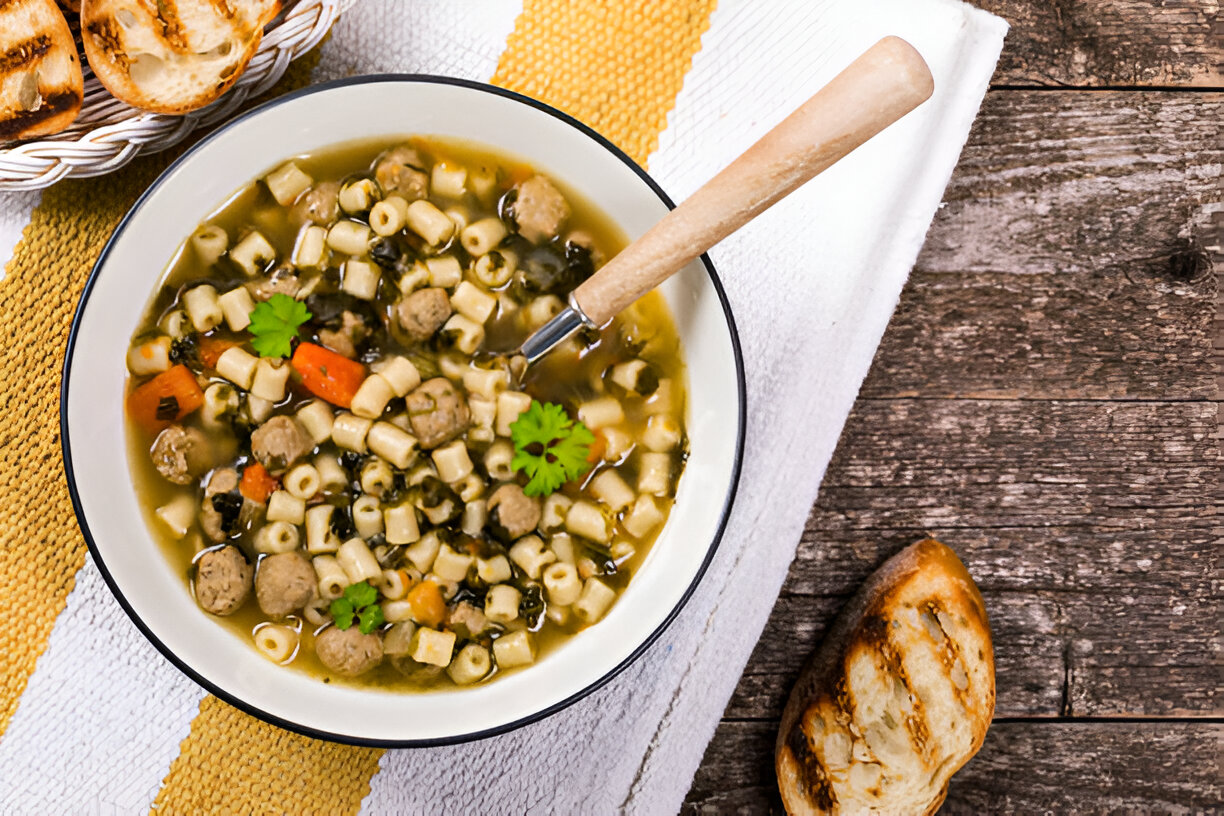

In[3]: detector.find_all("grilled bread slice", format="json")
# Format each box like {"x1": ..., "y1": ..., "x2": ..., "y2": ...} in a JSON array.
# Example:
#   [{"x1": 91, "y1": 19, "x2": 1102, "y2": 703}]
[
  {"x1": 0, "y1": 0, "x2": 84, "y2": 141},
  {"x1": 81, "y1": 0, "x2": 281, "y2": 114},
  {"x1": 776, "y1": 538, "x2": 994, "y2": 815}
]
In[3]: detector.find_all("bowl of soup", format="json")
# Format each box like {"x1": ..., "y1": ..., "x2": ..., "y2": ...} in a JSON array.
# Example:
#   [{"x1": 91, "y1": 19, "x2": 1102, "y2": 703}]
[{"x1": 62, "y1": 76, "x2": 744, "y2": 745}]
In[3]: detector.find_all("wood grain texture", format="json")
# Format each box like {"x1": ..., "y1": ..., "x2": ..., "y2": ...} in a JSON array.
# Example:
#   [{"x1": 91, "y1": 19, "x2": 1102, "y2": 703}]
[
  {"x1": 978, "y1": 0, "x2": 1223, "y2": 87},
  {"x1": 683, "y1": 721, "x2": 1224, "y2": 814}
]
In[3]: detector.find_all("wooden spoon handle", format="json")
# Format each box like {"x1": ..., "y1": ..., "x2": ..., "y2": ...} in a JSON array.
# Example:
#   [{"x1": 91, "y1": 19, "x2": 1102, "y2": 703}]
[{"x1": 571, "y1": 36, "x2": 934, "y2": 327}]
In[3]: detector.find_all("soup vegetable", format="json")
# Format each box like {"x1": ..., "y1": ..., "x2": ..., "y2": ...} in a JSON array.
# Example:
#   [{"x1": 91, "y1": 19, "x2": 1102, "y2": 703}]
[{"x1": 124, "y1": 138, "x2": 688, "y2": 689}]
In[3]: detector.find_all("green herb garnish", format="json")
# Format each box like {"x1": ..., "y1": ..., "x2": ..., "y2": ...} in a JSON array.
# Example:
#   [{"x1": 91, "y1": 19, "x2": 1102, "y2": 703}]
[
  {"x1": 509, "y1": 400, "x2": 595, "y2": 497},
  {"x1": 330, "y1": 580, "x2": 384, "y2": 634},
  {"x1": 247, "y1": 293, "x2": 311, "y2": 358}
]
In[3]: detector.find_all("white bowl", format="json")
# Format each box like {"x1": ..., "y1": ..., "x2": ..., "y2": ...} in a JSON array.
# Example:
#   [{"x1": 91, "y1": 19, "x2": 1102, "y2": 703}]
[{"x1": 62, "y1": 76, "x2": 744, "y2": 746}]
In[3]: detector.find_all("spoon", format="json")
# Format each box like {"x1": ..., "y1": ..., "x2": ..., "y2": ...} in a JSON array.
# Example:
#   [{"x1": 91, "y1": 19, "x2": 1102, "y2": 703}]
[{"x1": 519, "y1": 36, "x2": 935, "y2": 364}]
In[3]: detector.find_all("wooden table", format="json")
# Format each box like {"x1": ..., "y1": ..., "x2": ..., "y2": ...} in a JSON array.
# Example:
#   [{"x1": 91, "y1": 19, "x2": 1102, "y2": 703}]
[{"x1": 684, "y1": 2, "x2": 1222, "y2": 811}]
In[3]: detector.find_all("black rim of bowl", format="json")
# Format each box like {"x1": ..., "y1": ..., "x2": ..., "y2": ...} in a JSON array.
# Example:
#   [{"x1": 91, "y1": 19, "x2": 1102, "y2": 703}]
[{"x1": 60, "y1": 74, "x2": 747, "y2": 748}]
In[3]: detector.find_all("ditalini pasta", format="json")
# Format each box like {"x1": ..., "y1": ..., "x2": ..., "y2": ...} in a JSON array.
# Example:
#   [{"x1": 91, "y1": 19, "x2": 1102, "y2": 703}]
[{"x1": 124, "y1": 138, "x2": 688, "y2": 690}]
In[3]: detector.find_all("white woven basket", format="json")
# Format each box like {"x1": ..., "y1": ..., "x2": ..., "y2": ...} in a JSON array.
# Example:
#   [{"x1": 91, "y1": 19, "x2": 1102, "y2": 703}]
[{"x1": 0, "y1": 0, "x2": 354, "y2": 191}]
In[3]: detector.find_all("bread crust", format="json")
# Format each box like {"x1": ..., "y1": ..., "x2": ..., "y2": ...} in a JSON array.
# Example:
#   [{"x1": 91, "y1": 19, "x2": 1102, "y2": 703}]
[
  {"x1": 81, "y1": 0, "x2": 281, "y2": 114},
  {"x1": 776, "y1": 538, "x2": 995, "y2": 815},
  {"x1": 0, "y1": 0, "x2": 84, "y2": 141}
]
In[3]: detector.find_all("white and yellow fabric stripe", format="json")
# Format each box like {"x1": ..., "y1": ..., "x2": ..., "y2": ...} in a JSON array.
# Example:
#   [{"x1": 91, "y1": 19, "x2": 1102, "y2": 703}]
[{"x1": 0, "y1": 0, "x2": 1006, "y2": 812}]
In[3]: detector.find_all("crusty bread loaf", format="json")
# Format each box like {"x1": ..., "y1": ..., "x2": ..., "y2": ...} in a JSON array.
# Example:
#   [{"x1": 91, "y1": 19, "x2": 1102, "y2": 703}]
[
  {"x1": 81, "y1": 0, "x2": 281, "y2": 114},
  {"x1": 776, "y1": 538, "x2": 995, "y2": 815},
  {"x1": 0, "y1": 0, "x2": 84, "y2": 141}
]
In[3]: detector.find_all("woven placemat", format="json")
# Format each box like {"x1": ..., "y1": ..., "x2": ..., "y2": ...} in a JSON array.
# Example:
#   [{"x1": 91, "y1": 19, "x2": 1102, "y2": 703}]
[{"x1": 1, "y1": 2, "x2": 715, "y2": 812}]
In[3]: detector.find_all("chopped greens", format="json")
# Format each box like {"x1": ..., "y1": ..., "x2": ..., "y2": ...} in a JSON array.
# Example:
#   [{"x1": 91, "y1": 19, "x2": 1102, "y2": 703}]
[
  {"x1": 247, "y1": 293, "x2": 311, "y2": 358},
  {"x1": 330, "y1": 580, "x2": 384, "y2": 634},
  {"x1": 509, "y1": 400, "x2": 595, "y2": 497}
]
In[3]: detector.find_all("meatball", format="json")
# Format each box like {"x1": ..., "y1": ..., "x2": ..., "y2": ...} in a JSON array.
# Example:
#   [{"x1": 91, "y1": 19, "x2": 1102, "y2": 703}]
[
  {"x1": 375, "y1": 146, "x2": 429, "y2": 201},
  {"x1": 406, "y1": 377, "x2": 470, "y2": 449},
  {"x1": 291, "y1": 181, "x2": 340, "y2": 226},
  {"x1": 149, "y1": 425, "x2": 211, "y2": 485},
  {"x1": 194, "y1": 545, "x2": 252, "y2": 616},
  {"x1": 318, "y1": 310, "x2": 368, "y2": 359},
  {"x1": 397, "y1": 287, "x2": 452, "y2": 342},
  {"x1": 255, "y1": 552, "x2": 317, "y2": 618},
  {"x1": 250, "y1": 416, "x2": 313, "y2": 474},
  {"x1": 315, "y1": 625, "x2": 384, "y2": 677},
  {"x1": 447, "y1": 601, "x2": 489, "y2": 638},
  {"x1": 512, "y1": 175, "x2": 570, "y2": 243},
  {"x1": 488, "y1": 483, "x2": 542, "y2": 541}
]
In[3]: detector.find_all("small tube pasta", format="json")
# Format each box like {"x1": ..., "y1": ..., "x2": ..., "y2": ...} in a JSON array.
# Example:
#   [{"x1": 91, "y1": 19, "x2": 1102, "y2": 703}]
[
  {"x1": 251, "y1": 358, "x2": 291, "y2": 402},
  {"x1": 296, "y1": 400, "x2": 334, "y2": 445},
  {"x1": 369, "y1": 195, "x2": 409, "y2": 236},
  {"x1": 495, "y1": 391, "x2": 533, "y2": 437},
  {"x1": 202, "y1": 383, "x2": 238, "y2": 429},
  {"x1": 372, "y1": 356, "x2": 420, "y2": 396},
  {"x1": 326, "y1": 220, "x2": 371, "y2": 256},
  {"x1": 155, "y1": 494, "x2": 196, "y2": 538},
  {"x1": 337, "y1": 537, "x2": 382, "y2": 584},
  {"x1": 492, "y1": 630, "x2": 535, "y2": 668},
  {"x1": 190, "y1": 225, "x2": 228, "y2": 266},
  {"x1": 543, "y1": 561, "x2": 583, "y2": 606},
  {"x1": 338, "y1": 178, "x2": 379, "y2": 214},
  {"x1": 565, "y1": 500, "x2": 611, "y2": 543},
  {"x1": 476, "y1": 554, "x2": 512, "y2": 584},
  {"x1": 254, "y1": 521, "x2": 301, "y2": 554},
  {"x1": 183, "y1": 285, "x2": 223, "y2": 332},
  {"x1": 473, "y1": 250, "x2": 516, "y2": 288},
  {"x1": 637, "y1": 452, "x2": 672, "y2": 496},
  {"x1": 430, "y1": 161, "x2": 467, "y2": 198},
  {"x1": 577, "y1": 397, "x2": 625, "y2": 429},
  {"x1": 313, "y1": 555, "x2": 349, "y2": 600},
  {"x1": 461, "y1": 499, "x2": 487, "y2": 537},
  {"x1": 460, "y1": 217, "x2": 508, "y2": 258},
  {"x1": 539, "y1": 494, "x2": 572, "y2": 534},
  {"x1": 450, "y1": 281, "x2": 497, "y2": 324},
  {"x1": 283, "y1": 463, "x2": 322, "y2": 499},
  {"x1": 314, "y1": 454, "x2": 348, "y2": 494},
  {"x1": 642, "y1": 415, "x2": 682, "y2": 452},
  {"x1": 247, "y1": 395, "x2": 274, "y2": 424},
  {"x1": 622, "y1": 495, "x2": 664, "y2": 539},
  {"x1": 524, "y1": 295, "x2": 564, "y2": 330},
  {"x1": 462, "y1": 366, "x2": 509, "y2": 400},
  {"x1": 468, "y1": 163, "x2": 498, "y2": 202},
  {"x1": 425, "y1": 255, "x2": 463, "y2": 288},
  {"x1": 266, "y1": 490, "x2": 306, "y2": 525},
  {"x1": 253, "y1": 623, "x2": 298, "y2": 663},
  {"x1": 432, "y1": 544, "x2": 473, "y2": 582},
  {"x1": 484, "y1": 584, "x2": 520, "y2": 624},
  {"x1": 342, "y1": 259, "x2": 381, "y2": 300},
  {"x1": 410, "y1": 627, "x2": 456, "y2": 667},
  {"x1": 602, "y1": 427, "x2": 635, "y2": 462},
  {"x1": 215, "y1": 347, "x2": 258, "y2": 390},
  {"x1": 509, "y1": 535, "x2": 556, "y2": 579},
  {"x1": 360, "y1": 457, "x2": 395, "y2": 496},
  {"x1": 127, "y1": 336, "x2": 171, "y2": 376},
  {"x1": 293, "y1": 225, "x2": 328, "y2": 270},
  {"x1": 589, "y1": 470, "x2": 635, "y2": 513},
  {"x1": 265, "y1": 161, "x2": 313, "y2": 206},
  {"x1": 573, "y1": 578, "x2": 616, "y2": 624},
  {"x1": 218, "y1": 286, "x2": 256, "y2": 331},
  {"x1": 405, "y1": 200, "x2": 455, "y2": 246},
  {"x1": 331, "y1": 413, "x2": 373, "y2": 452},
  {"x1": 383, "y1": 503, "x2": 420, "y2": 545},
  {"x1": 305, "y1": 504, "x2": 341, "y2": 553},
  {"x1": 483, "y1": 440, "x2": 515, "y2": 481},
  {"x1": 352, "y1": 495, "x2": 384, "y2": 539},
  {"x1": 431, "y1": 440, "x2": 473, "y2": 483},
  {"x1": 230, "y1": 231, "x2": 276, "y2": 276},
  {"x1": 351, "y1": 373, "x2": 396, "y2": 419},
  {"x1": 383, "y1": 600, "x2": 415, "y2": 623},
  {"x1": 447, "y1": 643, "x2": 491, "y2": 685},
  {"x1": 404, "y1": 530, "x2": 442, "y2": 573},
  {"x1": 367, "y1": 421, "x2": 417, "y2": 469}
]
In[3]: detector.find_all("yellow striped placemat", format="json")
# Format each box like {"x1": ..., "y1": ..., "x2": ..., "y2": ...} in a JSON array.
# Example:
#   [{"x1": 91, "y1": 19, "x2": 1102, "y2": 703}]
[{"x1": 1, "y1": 2, "x2": 715, "y2": 812}]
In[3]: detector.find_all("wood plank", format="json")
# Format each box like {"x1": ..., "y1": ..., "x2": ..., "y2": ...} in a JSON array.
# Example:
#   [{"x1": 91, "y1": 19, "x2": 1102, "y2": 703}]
[
  {"x1": 863, "y1": 91, "x2": 1220, "y2": 401},
  {"x1": 683, "y1": 721, "x2": 1224, "y2": 813},
  {"x1": 978, "y1": 1, "x2": 1223, "y2": 87}
]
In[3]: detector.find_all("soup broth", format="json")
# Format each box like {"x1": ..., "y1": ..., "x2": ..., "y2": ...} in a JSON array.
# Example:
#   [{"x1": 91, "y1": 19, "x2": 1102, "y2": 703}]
[{"x1": 125, "y1": 137, "x2": 687, "y2": 690}]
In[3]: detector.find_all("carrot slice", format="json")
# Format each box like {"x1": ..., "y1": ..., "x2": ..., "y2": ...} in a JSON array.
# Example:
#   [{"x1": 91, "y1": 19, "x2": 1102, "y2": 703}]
[
  {"x1": 290, "y1": 342, "x2": 366, "y2": 408},
  {"x1": 126, "y1": 365, "x2": 204, "y2": 435},
  {"x1": 406, "y1": 580, "x2": 446, "y2": 628},
  {"x1": 239, "y1": 461, "x2": 278, "y2": 503},
  {"x1": 586, "y1": 430, "x2": 607, "y2": 464}
]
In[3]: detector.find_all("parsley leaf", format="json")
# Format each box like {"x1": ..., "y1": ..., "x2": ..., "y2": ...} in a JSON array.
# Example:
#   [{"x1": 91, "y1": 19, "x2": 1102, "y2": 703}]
[
  {"x1": 330, "y1": 580, "x2": 383, "y2": 633},
  {"x1": 247, "y1": 293, "x2": 311, "y2": 358},
  {"x1": 509, "y1": 400, "x2": 595, "y2": 497}
]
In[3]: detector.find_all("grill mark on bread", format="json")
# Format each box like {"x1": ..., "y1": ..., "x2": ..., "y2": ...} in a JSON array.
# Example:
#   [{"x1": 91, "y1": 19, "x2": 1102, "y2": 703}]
[
  {"x1": 153, "y1": 0, "x2": 190, "y2": 52},
  {"x1": 788, "y1": 721, "x2": 836, "y2": 811},
  {"x1": 0, "y1": 35, "x2": 52, "y2": 76},
  {"x1": 85, "y1": 19, "x2": 130, "y2": 71},
  {"x1": 924, "y1": 599, "x2": 971, "y2": 709},
  {"x1": 864, "y1": 610, "x2": 935, "y2": 762},
  {"x1": 205, "y1": 0, "x2": 236, "y2": 22},
  {"x1": 0, "y1": 90, "x2": 77, "y2": 139}
]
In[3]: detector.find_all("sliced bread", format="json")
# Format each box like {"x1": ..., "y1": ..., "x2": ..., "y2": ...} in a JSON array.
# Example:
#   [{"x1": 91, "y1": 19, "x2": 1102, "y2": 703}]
[
  {"x1": 0, "y1": 0, "x2": 84, "y2": 141},
  {"x1": 81, "y1": 0, "x2": 281, "y2": 114},
  {"x1": 776, "y1": 538, "x2": 995, "y2": 815}
]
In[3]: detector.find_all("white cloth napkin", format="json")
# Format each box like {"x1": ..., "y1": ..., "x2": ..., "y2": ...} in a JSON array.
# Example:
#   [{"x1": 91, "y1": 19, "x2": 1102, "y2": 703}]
[{"x1": 0, "y1": 1, "x2": 1005, "y2": 812}]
